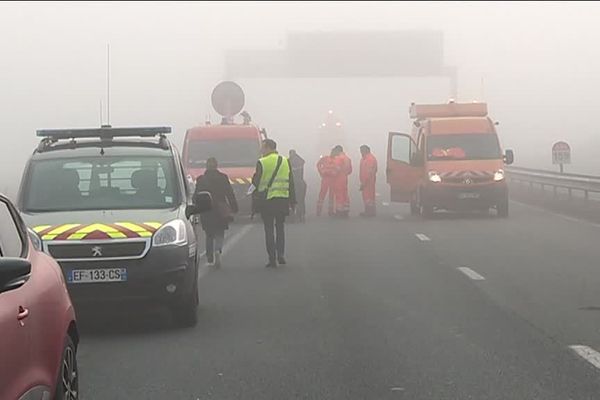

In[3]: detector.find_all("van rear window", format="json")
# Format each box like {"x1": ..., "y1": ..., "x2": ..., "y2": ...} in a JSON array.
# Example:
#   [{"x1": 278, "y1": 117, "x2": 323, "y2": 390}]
[
  {"x1": 186, "y1": 139, "x2": 260, "y2": 168},
  {"x1": 427, "y1": 134, "x2": 501, "y2": 161}
]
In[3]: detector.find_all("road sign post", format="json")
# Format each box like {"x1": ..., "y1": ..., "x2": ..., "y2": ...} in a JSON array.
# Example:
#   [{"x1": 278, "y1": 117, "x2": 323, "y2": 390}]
[{"x1": 552, "y1": 141, "x2": 571, "y2": 174}]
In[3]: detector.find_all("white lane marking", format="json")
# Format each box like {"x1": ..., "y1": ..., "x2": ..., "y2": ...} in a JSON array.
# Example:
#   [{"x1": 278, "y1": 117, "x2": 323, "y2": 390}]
[
  {"x1": 457, "y1": 267, "x2": 486, "y2": 281},
  {"x1": 510, "y1": 200, "x2": 600, "y2": 228},
  {"x1": 223, "y1": 224, "x2": 253, "y2": 253},
  {"x1": 382, "y1": 202, "x2": 390, "y2": 207},
  {"x1": 394, "y1": 214, "x2": 404, "y2": 220},
  {"x1": 415, "y1": 233, "x2": 431, "y2": 241},
  {"x1": 569, "y1": 345, "x2": 600, "y2": 369},
  {"x1": 199, "y1": 225, "x2": 254, "y2": 277}
]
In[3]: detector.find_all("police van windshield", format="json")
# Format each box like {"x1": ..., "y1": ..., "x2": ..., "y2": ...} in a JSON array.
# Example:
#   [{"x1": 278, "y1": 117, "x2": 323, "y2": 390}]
[
  {"x1": 427, "y1": 134, "x2": 501, "y2": 161},
  {"x1": 23, "y1": 156, "x2": 179, "y2": 212},
  {"x1": 186, "y1": 139, "x2": 260, "y2": 168}
]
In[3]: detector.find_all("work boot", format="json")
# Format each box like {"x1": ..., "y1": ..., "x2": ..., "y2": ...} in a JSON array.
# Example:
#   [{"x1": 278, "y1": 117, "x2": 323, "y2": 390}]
[
  {"x1": 277, "y1": 256, "x2": 287, "y2": 265},
  {"x1": 266, "y1": 260, "x2": 277, "y2": 268}
]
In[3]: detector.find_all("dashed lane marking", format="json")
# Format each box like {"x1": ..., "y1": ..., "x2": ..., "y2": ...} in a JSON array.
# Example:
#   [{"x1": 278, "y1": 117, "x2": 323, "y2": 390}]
[
  {"x1": 457, "y1": 267, "x2": 486, "y2": 281},
  {"x1": 415, "y1": 233, "x2": 431, "y2": 241},
  {"x1": 223, "y1": 224, "x2": 253, "y2": 253},
  {"x1": 569, "y1": 345, "x2": 600, "y2": 369},
  {"x1": 199, "y1": 224, "x2": 254, "y2": 277}
]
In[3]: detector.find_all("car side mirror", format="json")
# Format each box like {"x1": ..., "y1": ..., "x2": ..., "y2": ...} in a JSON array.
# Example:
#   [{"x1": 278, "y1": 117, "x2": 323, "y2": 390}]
[
  {"x1": 504, "y1": 149, "x2": 514, "y2": 165},
  {"x1": 0, "y1": 258, "x2": 31, "y2": 293},
  {"x1": 187, "y1": 191, "x2": 212, "y2": 218}
]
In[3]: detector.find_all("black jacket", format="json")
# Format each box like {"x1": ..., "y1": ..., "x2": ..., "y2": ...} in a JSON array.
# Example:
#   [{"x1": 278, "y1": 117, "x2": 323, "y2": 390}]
[{"x1": 194, "y1": 169, "x2": 238, "y2": 233}]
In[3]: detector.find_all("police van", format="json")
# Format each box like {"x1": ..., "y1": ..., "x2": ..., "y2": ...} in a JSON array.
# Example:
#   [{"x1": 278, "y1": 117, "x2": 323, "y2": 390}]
[{"x1": 17, "y1": 126, "x2": 211, "y2": 327}]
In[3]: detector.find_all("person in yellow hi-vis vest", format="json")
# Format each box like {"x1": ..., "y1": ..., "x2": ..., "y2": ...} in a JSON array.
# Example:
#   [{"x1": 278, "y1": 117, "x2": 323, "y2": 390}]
[{"x1": 252, "y1": 139, "x2": 296, "y2": 268}]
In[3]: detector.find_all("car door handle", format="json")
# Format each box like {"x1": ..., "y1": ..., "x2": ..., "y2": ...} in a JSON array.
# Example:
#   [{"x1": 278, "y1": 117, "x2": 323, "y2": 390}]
[{"x1": 17, "y1": 306, "x2": 30, "y2": 321}]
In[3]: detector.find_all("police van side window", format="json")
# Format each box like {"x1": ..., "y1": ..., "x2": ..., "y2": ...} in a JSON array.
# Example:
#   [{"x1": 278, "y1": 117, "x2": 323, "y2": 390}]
[{"x1": 0, "y1": 201, "x2": 24, "y2": 258}]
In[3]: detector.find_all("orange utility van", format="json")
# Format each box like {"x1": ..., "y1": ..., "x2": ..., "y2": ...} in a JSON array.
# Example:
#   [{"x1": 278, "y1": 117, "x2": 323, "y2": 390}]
[{"x1": 386, "y1": 101, "x2": 514, "y2": 217}]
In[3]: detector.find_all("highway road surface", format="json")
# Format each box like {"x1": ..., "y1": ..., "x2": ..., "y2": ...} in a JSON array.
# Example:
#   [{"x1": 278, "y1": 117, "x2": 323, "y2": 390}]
[{"x1": 76, "y1": 201, "x2": 600, "y2": 399}]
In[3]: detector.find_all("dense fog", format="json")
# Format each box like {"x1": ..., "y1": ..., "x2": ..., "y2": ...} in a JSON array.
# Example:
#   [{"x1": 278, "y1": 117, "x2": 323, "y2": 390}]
[{"x1": 2, "y1": 1, "x2": 600, "y2": 198}]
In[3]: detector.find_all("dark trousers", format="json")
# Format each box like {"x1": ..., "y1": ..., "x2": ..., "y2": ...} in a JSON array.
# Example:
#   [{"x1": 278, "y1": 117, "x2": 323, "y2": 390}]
[
  {"x1": 296, "y1": 180, "x2": 307, "y2": 218},
  {"x1": 262, "y1": 212, "x2": 286, "y2": 261}
]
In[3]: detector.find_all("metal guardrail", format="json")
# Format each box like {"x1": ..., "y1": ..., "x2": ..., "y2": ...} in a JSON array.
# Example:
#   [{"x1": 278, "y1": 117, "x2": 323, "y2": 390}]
[{"x1": 507, "y1": 166, "x2": 600, "y2": 201}]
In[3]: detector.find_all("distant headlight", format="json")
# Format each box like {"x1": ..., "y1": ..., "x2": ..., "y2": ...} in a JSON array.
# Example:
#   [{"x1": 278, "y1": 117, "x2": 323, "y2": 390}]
[
  {"x1": 428, "y1": 171, "x2": 442, "y2": 183},
  {"x1": 152, "y1": 219, "x2": 187, "y2": 247},
  {"x1": 493, "y1": 169, "x2": 505, "y2": 182},
  {"x1": 27, "y1": 228, "x2": 43, "y2": 251}
]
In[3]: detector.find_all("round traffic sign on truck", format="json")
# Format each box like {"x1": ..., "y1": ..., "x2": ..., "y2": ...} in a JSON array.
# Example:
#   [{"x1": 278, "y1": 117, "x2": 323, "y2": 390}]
[{"x1": 211, "y1": 81, "x2": 245, "y2": 117}]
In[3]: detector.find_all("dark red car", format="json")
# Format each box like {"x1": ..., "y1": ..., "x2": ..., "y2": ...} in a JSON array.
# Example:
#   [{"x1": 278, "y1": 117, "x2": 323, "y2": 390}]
[{"x1": 0, "y1": 194, "x2": 79, "y2": 400}]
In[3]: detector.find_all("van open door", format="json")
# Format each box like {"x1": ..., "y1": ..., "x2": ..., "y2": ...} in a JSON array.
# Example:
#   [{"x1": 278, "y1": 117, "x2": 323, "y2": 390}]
[{"x1": 386, "y1": 132, "x2": 422, "y2": 203}]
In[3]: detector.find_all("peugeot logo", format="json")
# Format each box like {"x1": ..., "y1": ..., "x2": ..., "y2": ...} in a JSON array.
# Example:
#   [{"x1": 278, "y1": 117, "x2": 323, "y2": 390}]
[
  {"x1": 91, "y1": 246, "x2": 103, "y2": 257},
  {"x1": 464, "y1": 178, "x2": 473, "y2": 185}
]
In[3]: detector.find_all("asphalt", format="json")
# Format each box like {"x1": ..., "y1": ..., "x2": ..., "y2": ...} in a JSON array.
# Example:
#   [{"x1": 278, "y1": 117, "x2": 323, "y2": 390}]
[{"x1": 75, "y1": 198, "x2": 600, "y2": 399}]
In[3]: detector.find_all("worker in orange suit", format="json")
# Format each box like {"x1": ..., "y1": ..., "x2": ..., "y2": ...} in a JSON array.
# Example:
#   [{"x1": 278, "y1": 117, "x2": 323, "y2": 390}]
[
  {"x1": 359, "y1": 145, "x2": 378, "y2": 217},
  {"x1": 332, "y1": 145, "x2": 352, "y2": 218},
  {"x1": 316, "y1": 150, "x2": 339, "y2": 216}
]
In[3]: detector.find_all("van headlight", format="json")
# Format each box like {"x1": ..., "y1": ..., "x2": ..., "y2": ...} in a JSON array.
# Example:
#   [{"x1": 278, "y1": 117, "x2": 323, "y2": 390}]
[
  {"x1": 152, "y1": 219, "x2": 187, "y2": 247},
  {"x1": 428, "y1": 171, "x2": 442, "y2": 183},
  {"x1": 493, "y1": 169, "x2": 505, "y2": 182},
  {"x1": 27, "y1": 228, "x2": 43, "y2": 251}
]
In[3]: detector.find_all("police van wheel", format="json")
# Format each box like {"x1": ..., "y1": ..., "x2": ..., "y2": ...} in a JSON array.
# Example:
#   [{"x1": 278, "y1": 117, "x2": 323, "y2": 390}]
[
  {"x1": 410, "y1": 198, "x2": 419, "y2": 216},
  {"x1": 420, "y1": 201, "x2": 434, "y2": 219},
  {"x1": 497, "y1": 199, "x2": 509, "y2": 218},
  {"x1": 172, "y1": 281, "x2": 199, "y2": 328}
]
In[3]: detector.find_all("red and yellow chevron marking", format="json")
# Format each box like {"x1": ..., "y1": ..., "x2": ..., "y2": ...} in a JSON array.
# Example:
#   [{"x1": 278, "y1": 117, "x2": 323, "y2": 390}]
[
  {"x1": 33, "y1": 222, "x2": 162, "y2": 241},
  {"x1": 229, "y1": 177, "x2": 252, "y2": 185}
]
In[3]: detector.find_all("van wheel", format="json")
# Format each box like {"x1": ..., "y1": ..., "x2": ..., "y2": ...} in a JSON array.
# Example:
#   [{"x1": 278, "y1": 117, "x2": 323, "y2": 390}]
[
  {"x1": 55, "y1": 335, "x2": 79, "y2": 400},
  {"x1": 410, "y1": 198, "x2": 419, "y2": 216},
  {"x1": 172, "y1": 279, "x2": 199, "y2": 328},
  {"x1": 497, "y1": 198, "x2": 509, "y2": 218},
  {"x1": 421, "y1": 202, "x2": 434, "y2": 219}
]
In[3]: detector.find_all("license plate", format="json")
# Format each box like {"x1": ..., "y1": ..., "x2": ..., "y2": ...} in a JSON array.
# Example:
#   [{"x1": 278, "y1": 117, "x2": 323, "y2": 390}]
[
  {"x1": 68, "y1": 268, "x2": 127, "y2": 284},
  {"x1": 458, "y1": 192, "x2": 480, "y2": 199}
]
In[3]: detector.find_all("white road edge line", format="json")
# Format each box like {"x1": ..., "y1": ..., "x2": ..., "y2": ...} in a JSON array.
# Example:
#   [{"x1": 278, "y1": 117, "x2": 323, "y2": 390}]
[
  {"x1": 199, "y1": 224, "x2": 254, "y2": 278},
  {"x1": 569, "y1": 345, "x2": 600, "y2": 369},
  {"x1": 457, "y1": 267, "x2": 486, "y2": 281},
  {"x1": 510, "y1": 200, "x2": 600, "y2": 228},
  {"x1": 415, "y1": 233, "x2": 431, "y2": 241}
]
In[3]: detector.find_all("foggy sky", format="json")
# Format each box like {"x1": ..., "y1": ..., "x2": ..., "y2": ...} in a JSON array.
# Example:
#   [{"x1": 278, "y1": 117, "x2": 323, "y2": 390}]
[{"x1": 2, "y1": 1, "x2": 600, "y2": 197}]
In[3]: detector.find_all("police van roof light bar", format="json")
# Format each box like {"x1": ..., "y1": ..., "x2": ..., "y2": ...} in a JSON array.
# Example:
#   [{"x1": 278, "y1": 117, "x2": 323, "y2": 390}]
[{"x1": 36, "y1": 126, "x2": 172, "y2": 139}]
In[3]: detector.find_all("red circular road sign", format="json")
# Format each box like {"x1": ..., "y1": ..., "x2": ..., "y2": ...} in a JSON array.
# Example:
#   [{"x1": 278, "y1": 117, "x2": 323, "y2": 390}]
[
  {"x1": 552, "y1": 141, "x2": 571, "y2": 165},
  {"x1": 211, "y1": 81, "x2": 245, "y2": 117},
  {"x1": 552, "y1": 141, "x2": 571, "y2": 152}
]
